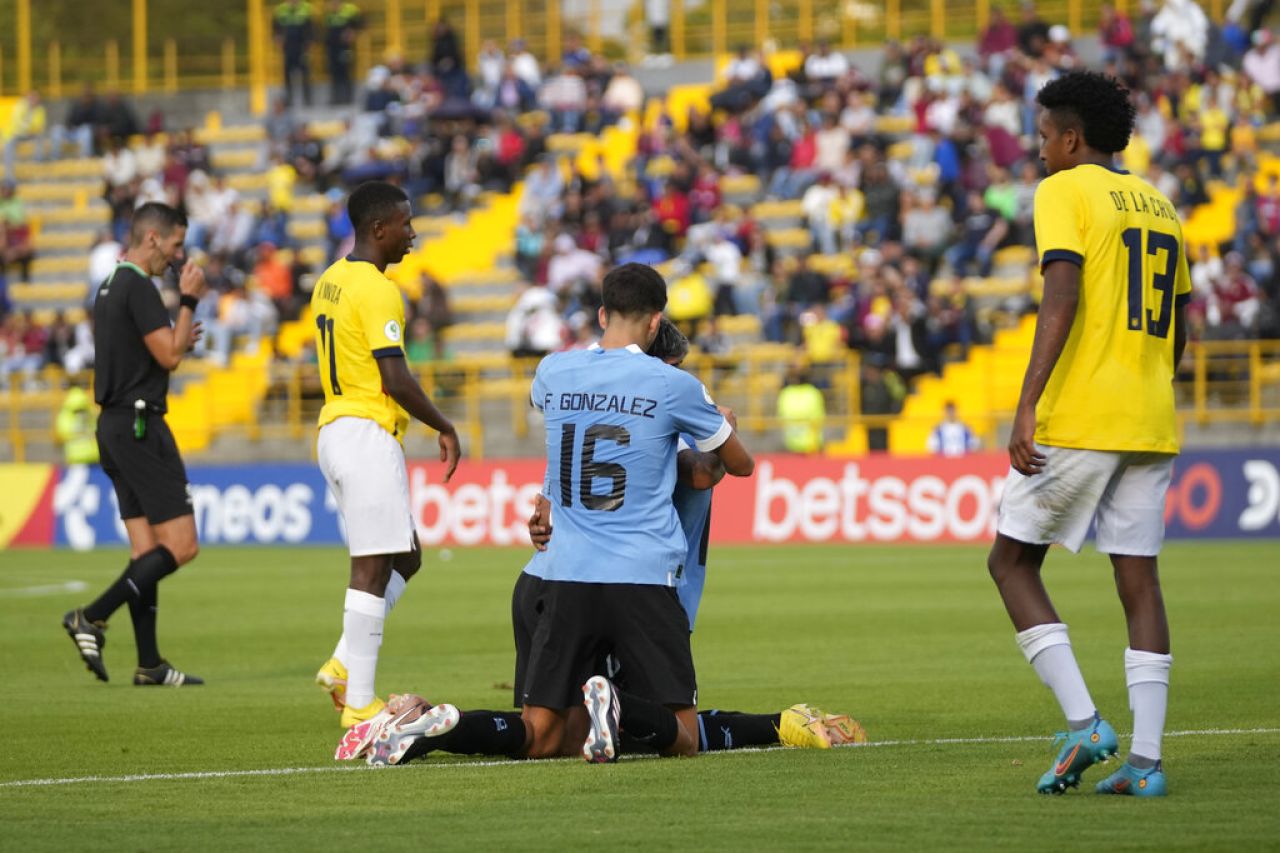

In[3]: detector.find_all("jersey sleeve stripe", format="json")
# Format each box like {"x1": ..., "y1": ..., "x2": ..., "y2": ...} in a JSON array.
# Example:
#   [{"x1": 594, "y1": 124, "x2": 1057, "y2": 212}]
[
  {"x1": 1039, "y1": 249, "x2": 1083, "y2": 270},
  {"x1": 371, "y1": 346, "x2": 403, "y2": 359},
  {"x1": 694, "y1": 418, "x2": 732, "y2": 452}
]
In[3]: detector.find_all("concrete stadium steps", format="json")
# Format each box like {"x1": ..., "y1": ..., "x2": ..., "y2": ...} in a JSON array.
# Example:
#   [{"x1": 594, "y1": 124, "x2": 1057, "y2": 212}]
[
  {"x1": 879, "y1": 316, "x2": 1038, "y2": 454},
  {"x1": 6, "y1": 282, "x2": 89, "y2": 308},
  {"x1": 210, "y1": 148, "x2": 262, "y2": 171},
  {"x1": 750, "y1": 199, "x2": 804, "y2": 230},
  {"x1": 441, "y1": 322, "x2": 506, "y2": 354},
  {"x1": 33, "y1": 228, "x2": 98, "y2": 251},
  {"x1": 1, "y1": 158, "x2": 102, "y2": 182},
  {"x1": 450, "y1": 293, "x2": 514, "y2": 322},
  {"x1": 720, "y1": 173, "x2": 762, "y2": 207},
  {"x1": 167, "y1": 348, "x2": 273, "y2": 453},
  {"x1": 765, "y1": 227, "x2": 811, "y2": 257},
  {"x1": 16, "y1": 180, "x2": 100, "y2": 204},
  {"x1": 32, "y1": 205, "x2": 110, "y2": 228}
]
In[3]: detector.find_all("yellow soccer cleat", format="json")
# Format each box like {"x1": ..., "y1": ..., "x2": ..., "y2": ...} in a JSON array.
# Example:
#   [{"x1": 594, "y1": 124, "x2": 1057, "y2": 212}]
[
  {"x1": 315, "y1": 657, "x2": 349, "y2": 711},
  {"x1": 821, "y1": 712, "x2": 868, "y2": 745},
  {"x1": 777, "y1": 703, "x2": 834, "y2": 749},
  {"x1": 339, "y1": 696, "x2": 386, "y2": 730}
]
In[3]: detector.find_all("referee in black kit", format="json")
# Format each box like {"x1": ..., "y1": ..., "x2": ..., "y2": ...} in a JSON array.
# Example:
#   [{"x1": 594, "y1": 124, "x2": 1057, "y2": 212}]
[{"x1": 62, "y1": 202, "x2": 209, "y2": 687}]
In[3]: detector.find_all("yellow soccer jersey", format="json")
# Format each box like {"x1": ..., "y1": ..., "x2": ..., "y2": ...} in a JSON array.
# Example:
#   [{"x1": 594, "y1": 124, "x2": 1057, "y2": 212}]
[
  {"x1": 311, "y1": 257, "x2": 410, "y2": 440},
  {"x1": 1033, "y1": 164, "x2": 1192, "y2": 454}
]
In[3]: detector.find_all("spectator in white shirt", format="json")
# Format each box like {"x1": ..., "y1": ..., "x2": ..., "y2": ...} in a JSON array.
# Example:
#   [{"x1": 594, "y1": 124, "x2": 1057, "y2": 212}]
[
  {"x1": 927, "y1": 401, "x2": 981, "y2": 456},
  {"x1": 804, "y1": 42, "x2": 850, "y2": 87},
  {"x1": 508, "y1": 39, "x2": 542, "y2": 89},
  {"x1": 1244, "y1": 30, "x2": 1280, "y2": 110},
  {"x1": 101, "y1": 138, "x2": 138, "y2": 190}
]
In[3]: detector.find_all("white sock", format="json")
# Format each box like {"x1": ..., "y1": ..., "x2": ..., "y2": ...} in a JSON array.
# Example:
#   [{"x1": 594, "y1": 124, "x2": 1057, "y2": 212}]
[
  {"x1": 1016, "y1": 623, "x2": 1097, "y2": 725},
  {"x1": 343, "y1": 589, "x2": 385, "y2": 710},
  {"x1": 331, "y1": 571, "x2": 407, "y2": 667},
  {"x1": 1126, "y1": 647, "x2": 1172, "y2": 761}
]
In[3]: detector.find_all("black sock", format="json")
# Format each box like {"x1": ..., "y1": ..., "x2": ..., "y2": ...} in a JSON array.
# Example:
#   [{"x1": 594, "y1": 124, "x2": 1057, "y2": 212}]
[
  {"x1": 83, "y1": 558, "x2": 140, "y2": 623},
  {"x1": 617, "y1": 689, "x2": 679, "y2": 752},
  {"x1": 83, "y1": 546, "x2": 178, "y2": 624},
  {"x1": 402, "y1": 711, "x2": 527, "y2": 762},
  {"x1": 698, "y1": 711, "x2": 783, "y2": 751},
  {"x1": 129, "y1": 584, "x2": 161, "y2": 669}
]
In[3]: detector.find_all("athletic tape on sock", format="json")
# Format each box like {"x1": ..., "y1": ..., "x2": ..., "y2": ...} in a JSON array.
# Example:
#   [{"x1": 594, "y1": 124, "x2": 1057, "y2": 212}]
[
  {"x1": 344, "y1": 588, "x2": 386, "y2": 619},
  {"x1": 1015, "y1": 622, "x2": 1071, "y2": 664},
  {"x1": 384, "y1": 571, "x2": 407, "y2": 614},
  {"x1": 1124, "y1": 647, "x2": 1172, "y2": 688}
]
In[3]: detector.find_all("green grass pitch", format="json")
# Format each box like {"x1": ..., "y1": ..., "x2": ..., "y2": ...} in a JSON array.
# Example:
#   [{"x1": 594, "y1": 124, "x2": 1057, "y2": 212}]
[{"x1": 1, "y1": 541, "x2": 1277, "y2": 850}]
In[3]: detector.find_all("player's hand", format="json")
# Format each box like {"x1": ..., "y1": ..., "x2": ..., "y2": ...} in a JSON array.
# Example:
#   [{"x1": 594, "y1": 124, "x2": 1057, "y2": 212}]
[
  {"x1": 528, "y1": 494, "x2": 552, "y2": 551},
  {"x1": 718, "y1": 405, "x2": 738, "y2": 432},
  {"x1": 178, "y1": 259, "x2": 208, "y2": 299},
  {"x1": 438, "y1": 427, "x2": 461, "y2": 483},
  {"x1": 1008, "y1": 406, "x2": 1046, "y2": 476},
  {"x1": 189, "y1": 320, "x2": 204, "y2": 349}
]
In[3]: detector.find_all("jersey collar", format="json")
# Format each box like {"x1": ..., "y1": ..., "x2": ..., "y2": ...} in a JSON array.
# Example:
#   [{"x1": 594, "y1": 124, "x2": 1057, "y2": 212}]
[
  {"x1": 587, "y1": 343, "x2": 645, "y2": 354},
  {"x1": 113, "y1": 260, "x2": 149, "y2": 279}
]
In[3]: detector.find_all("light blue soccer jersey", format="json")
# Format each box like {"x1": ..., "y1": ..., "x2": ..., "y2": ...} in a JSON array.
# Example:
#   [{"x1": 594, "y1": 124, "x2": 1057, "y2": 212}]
[
  {"x1": 672, "y1": 433, "x2": 713, "y2": 630},
  {"x1": 525, "y1": 344, "x2": 730, "y2": 586}
]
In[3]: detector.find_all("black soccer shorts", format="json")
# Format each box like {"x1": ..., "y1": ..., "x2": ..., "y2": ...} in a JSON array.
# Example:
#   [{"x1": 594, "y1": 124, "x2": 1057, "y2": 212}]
[
  {"x1": 520, "y1": 579, "x2": 697, "y2": 710},
  {"x1": 96, "y1": 409, "x2": 193, "y2": 525}
]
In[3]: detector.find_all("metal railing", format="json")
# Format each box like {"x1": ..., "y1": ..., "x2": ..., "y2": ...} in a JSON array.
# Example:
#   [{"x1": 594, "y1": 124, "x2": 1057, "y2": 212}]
[
  {"x1": 0, "y1": 0, "x2": 1226, "y2": 110},
  {"x1": 4, "y1": 339, "x2": 1279, "y2": 463}
]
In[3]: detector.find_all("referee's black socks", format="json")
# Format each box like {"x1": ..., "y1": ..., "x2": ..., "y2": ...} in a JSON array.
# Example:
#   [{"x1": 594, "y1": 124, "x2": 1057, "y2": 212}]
[{"x1": 84, "y1": 546, "x2": 179, "y2": 624}]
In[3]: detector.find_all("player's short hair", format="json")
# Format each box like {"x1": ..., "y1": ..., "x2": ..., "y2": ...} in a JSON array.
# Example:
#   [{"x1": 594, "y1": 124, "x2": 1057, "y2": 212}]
[
  {"x1": 602, "y1": 263, "x2": 667, "y2": 319},
  {"x1": 1036, "y1": 70, "x2": 1135, "y2": 154},
  {"x1": 648, "y1": 317, "x2": 689, "y2": 364},
  {"x1": 348, "y1": 181, "x2": 409, "y2": 235},
  {"x1": 129, "y1": 202, "x2": 187, "y2": 246}
]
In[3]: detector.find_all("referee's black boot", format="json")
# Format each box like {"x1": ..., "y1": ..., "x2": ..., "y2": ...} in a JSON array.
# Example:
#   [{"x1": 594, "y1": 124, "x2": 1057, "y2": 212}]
[
  {"x1": 62, "y1": 609, "x2": 108, "y2": 682},
  {"x1": 133, "y1": 660, "x2": 204, "y2": 687}
]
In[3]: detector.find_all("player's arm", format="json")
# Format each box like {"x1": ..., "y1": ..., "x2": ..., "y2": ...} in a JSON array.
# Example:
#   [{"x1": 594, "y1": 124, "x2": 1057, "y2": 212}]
[
  {"x1": 376, "y1": 354, "x2": 461, "y2": 482},
  {"x1": 529, "y1": 493, "x2": 552, "y2": 551},
  {"x1": 711, "y1": 404, "x2": 753, "y2": 477},
  {"x1": 1010, "y1": 260, "x2": 1079, "y2": 476},
  {"x1": 678, "y1": 448, "x2": 726, "y2": 490},
  {"x1": 143, "y1": 261, "x2": 207, "y2": 371},
  {"x1": 1173, "y1": 302, "x2": 1188, "y2": 372}
]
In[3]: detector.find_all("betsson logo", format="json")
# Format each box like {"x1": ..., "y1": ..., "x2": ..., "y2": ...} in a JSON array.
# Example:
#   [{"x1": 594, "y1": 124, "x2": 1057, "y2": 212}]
[
  {"x1": 752, "y1": 461, "x2": 1005, "y2": 543},
  {"x1": 409, "y1": 467, "x2": 543, "y2": 546}
]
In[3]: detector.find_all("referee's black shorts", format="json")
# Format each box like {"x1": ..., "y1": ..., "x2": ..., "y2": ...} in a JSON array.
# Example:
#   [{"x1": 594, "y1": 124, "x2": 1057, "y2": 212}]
[
  {"x1": 519, "y1": 579, "x2": 697, "y2": 711},
  {"x1": 96, "y1": 408, "x2": 193, "y2": 524}
]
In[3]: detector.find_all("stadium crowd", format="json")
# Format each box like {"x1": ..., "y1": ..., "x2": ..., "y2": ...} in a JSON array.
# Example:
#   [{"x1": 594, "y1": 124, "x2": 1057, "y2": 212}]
[{"x1": 4, "y1": 1, "x2": 1280, "y2": 396}]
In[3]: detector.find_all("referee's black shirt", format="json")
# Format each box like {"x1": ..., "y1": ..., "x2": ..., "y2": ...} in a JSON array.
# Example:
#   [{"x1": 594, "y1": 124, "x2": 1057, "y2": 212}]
[{"x1": 93, "y1": 262, "x2": 173, "y2": 412}]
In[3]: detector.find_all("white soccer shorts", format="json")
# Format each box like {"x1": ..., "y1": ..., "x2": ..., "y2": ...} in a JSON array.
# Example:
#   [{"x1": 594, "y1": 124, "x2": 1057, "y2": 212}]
[
  {"x1": 317, "y1": 416, "x2": 416, "y2": 557},
  {"x1": 997, "y1": 444, "x2": 1175, "y2": 556}
]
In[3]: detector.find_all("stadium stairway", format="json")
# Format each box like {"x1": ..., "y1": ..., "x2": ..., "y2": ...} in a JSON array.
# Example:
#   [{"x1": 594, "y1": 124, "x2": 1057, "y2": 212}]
[{"x1": 826, "y1": 315, "x2": 1038, "y2": 456}]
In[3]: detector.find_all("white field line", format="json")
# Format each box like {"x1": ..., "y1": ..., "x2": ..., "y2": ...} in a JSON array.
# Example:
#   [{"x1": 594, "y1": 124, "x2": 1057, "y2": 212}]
[
  {"x1": 3, "y1": 727, "x2": 1278, "y2": 790},
  {"x1": 0, "y1": 580, "x2": 87, "y2": 598}
]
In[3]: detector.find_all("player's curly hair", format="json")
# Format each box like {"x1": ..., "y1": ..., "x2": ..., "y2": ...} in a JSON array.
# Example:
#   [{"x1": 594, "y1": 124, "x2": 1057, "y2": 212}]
[
  {"x1": 1035, "y1": 71, "x2": 1135, "y2": 154},
  {"x1": 648, "y1": 317, "x2": 690, "y2": 365}
]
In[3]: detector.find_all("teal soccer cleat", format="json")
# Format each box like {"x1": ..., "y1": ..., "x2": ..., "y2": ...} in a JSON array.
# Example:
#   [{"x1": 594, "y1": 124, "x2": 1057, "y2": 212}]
[
  {"x1": 1095, "y1": 760, "x2": 1167, "y2": 797},
  {"x1": 1036, "y1": 714, "x2": 1119, "y2": 794}
]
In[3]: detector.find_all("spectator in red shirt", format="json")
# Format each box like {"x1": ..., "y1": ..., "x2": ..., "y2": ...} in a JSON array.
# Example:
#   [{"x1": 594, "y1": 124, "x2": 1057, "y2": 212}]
[
  {"x1": 652, "y1": 182, "x2": 691, "y2": 242},
  {"x1": 979, "y1": 6, "x2": 1018, "y2": 75},
  {"x1": 689, "y1": 164, "x2": 722, "y2": 225},
  {"x1": 1208, "y1": 252, "x2": 1262, "y2": 337},
  {"x1": 1257, "y1": 174, "x2": 1280, "y2": 236},
  {"x1": 1099, "y1": 3, "x2": 1135, "y2": 62}
]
